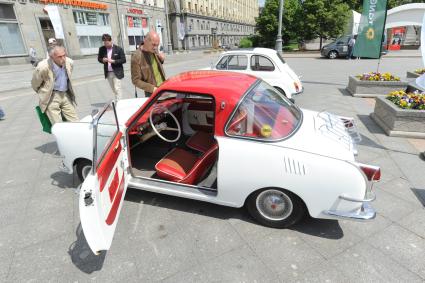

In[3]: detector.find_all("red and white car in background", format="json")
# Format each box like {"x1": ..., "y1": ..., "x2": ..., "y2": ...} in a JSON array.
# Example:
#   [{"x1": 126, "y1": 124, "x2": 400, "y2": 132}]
[{"x1": 52, "y1": 71, "x2": 380, "y2": 254}]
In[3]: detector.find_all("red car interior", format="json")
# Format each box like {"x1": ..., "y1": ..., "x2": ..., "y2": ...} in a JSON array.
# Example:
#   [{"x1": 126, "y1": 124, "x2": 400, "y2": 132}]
[
  {"x1": 186, "y1": 131, "x2": 215, "y2": 153},
  {"x1": 155, "y1": 142, "x2": 219, "y2": 185}
]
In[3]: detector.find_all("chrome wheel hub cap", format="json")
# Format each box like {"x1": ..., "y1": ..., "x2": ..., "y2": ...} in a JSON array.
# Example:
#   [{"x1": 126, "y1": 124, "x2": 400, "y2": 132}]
[{"x1": 256, "y1": 190, "x2": 293, "y2": 221}]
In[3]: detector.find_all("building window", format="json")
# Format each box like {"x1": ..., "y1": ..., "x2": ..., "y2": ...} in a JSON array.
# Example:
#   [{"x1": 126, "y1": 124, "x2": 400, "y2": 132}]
[
  {"x1": 73, "y1": 11, "x2": 110, "y2": 26},
  {"x1": 128, "y1": 35, "x2": 143, "y2": 46},
  {"x1": 127, "y1": 16, "x2": 142, "y2": 28},
  {"x1": 78, "y1": 35, "x2": 103, "y2": 49},
  {"x1": 0, "y1": 4, "x2": 25, "y2": 56}
]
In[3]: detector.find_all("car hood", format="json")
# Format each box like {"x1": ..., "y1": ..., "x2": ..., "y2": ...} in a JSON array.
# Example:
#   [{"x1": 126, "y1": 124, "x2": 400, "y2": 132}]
[
  {"x1": 80, "y1": 98, "x2": 148, "y2": 125},
  {"x1": 281, "y1": 109, "x2": 356, "y2": 161}
]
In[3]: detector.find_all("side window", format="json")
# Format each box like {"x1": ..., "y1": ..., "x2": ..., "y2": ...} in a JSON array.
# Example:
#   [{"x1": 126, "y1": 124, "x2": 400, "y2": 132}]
[
  {"x1": 95, "y1": 104, "x2": 119, "y2": 166},
  {"x1": 216, "y1": 56, "x2": 229, "y2": 70},
  {"x1": 227, "y1": 55, "x2": 248, "y2": 70},
  {"x1": 250, "y1": 55, "x2": 275, "y2": 72}
]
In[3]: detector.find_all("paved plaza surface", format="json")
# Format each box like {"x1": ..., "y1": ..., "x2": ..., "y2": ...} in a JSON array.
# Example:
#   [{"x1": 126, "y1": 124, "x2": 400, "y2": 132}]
[{"x1": 0, "y1": 50, "x2": 425, "y2": 282}]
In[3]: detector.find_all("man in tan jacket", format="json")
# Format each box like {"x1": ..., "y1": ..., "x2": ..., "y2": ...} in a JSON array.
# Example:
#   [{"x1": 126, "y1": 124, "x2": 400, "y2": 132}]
[
  {"x1": 131, "y1": 32, "x2": 166, "y2": 97},
  {"x1": 32, "y1": 45, "x2": 78, "y2": 124}
]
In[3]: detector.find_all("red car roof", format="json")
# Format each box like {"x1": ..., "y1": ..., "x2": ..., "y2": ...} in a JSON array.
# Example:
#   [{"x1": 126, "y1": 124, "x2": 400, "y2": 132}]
[{"x1": 127, "y1": 71, "x2": 259, "y2": 136}]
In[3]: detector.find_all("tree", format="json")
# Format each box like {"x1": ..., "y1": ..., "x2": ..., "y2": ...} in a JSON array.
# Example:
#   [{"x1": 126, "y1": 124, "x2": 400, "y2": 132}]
[
  {"x1": 296, "y1": 0, "x2": 350, "y2": 49},
  {"x1": 255, "y1": 0, "x2": 301, "y2": 48}
]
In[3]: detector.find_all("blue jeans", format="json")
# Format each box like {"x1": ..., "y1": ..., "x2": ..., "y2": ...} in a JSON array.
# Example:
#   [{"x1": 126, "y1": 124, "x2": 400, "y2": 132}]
[{"x1": 0, "y1": 107, "x2": 4, "y2": 119}]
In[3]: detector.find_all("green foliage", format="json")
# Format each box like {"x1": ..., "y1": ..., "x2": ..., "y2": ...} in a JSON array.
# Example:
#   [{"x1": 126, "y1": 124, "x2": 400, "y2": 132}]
[
  {"x1": 296, "y1": 0, "x2": 350, "y2": 47},
  {"x1": 255, "y1": 0, "x2": 301, "y2": 48},
  {"x1": 239, "y1": 37, "x2": 253, "y2": 48}
]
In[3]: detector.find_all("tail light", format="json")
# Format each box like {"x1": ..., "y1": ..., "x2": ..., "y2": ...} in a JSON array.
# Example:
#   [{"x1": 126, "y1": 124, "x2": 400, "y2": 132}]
[
  {"x1": 294, "y1": 82, "x2": 300, "y2": 92},
  {"x1": 359, "y1": 164, "x2": 381, "y2": 181}
]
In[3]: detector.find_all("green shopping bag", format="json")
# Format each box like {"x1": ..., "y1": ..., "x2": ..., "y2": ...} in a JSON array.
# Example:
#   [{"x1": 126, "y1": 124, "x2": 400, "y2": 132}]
[{"x1": 35, "y1": 106, "x2": 52, "y2": 134}]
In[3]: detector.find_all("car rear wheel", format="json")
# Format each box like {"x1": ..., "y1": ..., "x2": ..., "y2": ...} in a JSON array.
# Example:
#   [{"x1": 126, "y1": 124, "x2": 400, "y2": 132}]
[
  {"x1": 246, "y1": 188, "x2": 305, "y2": 228},
  {"x1": 328, "y1": 50, "x2": 338, "y2": 59},
  {"x1": 76, "y1": 159, "x2": 92, "y2": 182}
]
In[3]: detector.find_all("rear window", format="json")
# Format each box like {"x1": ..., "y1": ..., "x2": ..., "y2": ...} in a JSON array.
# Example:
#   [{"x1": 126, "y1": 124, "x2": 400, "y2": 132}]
[{"x1": 225, "y1": 81, "x2": 302, "y2": 140}]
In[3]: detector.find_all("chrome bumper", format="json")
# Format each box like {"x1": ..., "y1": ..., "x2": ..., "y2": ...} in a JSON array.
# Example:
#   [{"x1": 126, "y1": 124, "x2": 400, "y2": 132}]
[{"x1": 324, "y1": 193, "x2": 376, "y2": 221}]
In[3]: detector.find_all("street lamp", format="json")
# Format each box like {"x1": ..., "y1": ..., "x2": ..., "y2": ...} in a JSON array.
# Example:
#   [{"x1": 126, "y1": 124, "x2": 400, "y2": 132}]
[
  {"x1": 164, "y1": 0, "x2": 173, "y2": 54},
  {"x1": 275, "y1": 0, "x2": 284, "y2": 54}
]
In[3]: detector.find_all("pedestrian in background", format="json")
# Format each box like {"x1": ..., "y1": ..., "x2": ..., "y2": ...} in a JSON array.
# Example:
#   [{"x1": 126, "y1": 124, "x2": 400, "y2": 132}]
[
  {"x1": 131, "y1": 31, "x2": 166, "y2": 97},
  {"x1": 29, "y1": 45, "x2": 37, "y2": 67},
  {"x1": 347, "y1": 35, "x2": 356, "y2": 60},
  {"x1": 0, "y1": 106, "x2": 5, "y2": 120},
  {"x1": 32, "y1": 45, "x2": 78, "y2": 125},
  {"x1": 46, "y1": 38, "x2": 57, "y2": 58},
  {"x1": 97, "y1": 34, "x2": 126, "y2": 100}
]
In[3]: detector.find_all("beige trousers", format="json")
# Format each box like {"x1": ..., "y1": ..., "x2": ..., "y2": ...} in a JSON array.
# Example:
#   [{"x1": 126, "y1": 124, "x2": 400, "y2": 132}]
[
  {"x1": 45, "y1": 91, "x2": 79, "y2": 125},
  {"x1": 107, "y1": 72, "x2": 122, "y2": 100}
]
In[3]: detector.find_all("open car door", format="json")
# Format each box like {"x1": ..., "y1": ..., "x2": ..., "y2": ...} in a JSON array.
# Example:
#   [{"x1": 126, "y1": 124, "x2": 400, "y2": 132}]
[{"x1": 79, "y1": 102, "x2": 129, "y2": 254}]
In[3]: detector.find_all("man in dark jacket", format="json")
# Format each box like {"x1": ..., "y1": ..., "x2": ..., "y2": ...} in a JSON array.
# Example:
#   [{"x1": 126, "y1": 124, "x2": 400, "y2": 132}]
[{"x1": 98, "y1": 34, "x2": 126, "y2": 100}]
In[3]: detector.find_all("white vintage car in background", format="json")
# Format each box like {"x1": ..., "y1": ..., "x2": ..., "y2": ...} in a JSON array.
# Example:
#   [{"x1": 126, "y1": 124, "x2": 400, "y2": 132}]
[
  {"x1": 52, "y1": 71, "x2": 380, "y2": 254},
  {"x1": 207, "y1": 48, "x2": 303, "y2": 100}
]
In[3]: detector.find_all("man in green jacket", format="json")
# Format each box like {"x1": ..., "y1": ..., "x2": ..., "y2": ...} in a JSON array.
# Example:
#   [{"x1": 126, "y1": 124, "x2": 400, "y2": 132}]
[{"x1": 31, "y1": 45, "x2": 78, "y2": 124}]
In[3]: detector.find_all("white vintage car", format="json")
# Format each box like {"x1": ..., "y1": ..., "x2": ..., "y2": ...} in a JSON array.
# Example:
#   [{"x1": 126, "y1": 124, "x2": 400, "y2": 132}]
[
  {"x1": 52, "y1": 71, "x2": 380, "y2": 254},
  {"x1": 207, "y1": 48, "x2": 303, "y2": 100}
]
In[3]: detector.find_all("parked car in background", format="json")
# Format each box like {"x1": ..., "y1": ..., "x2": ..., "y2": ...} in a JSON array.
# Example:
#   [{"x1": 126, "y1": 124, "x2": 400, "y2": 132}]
[
  {"x1": 208, "y1": 48, "x2": 303, "y2": 100},
  {"x1": 321, "y1": 35, "x2": 388, "y2": 59},
  {"x1": 52, "y1": 71, "x2": 380, "y2": 254}
]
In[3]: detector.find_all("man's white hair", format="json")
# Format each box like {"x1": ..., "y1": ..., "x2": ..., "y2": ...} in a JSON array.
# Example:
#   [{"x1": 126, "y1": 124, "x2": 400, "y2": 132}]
[{"x1": 48, "y1": 45, "x2": 65, "y2": 56}]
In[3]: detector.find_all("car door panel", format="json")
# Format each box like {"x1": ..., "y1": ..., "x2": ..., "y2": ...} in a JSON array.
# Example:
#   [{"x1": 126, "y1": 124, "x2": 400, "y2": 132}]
[
  {"x1": 79, "y1": 102, "x2": 129, "y2": 254},
  {"x1": 187, "y1": 100, "x2": 214, "y2": 132}
]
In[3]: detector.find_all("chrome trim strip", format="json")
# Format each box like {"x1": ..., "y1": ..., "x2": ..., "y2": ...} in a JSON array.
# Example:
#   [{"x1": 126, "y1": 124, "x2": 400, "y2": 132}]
[{"x1": 339, "y1": 192, "x2": 376, "y2": 203}]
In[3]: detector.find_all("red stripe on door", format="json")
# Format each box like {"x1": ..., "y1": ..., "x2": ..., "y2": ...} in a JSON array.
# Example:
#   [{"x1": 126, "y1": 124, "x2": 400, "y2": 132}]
[
  {"x1": 108, "y1": 168, "x2": 119, "y2": 202},
  {"x1": 97, "y1": 132, "x2": 122, "y2": 192},
  {"x1": 105, "y1": 172, "x2": 125, "y2": 226}
]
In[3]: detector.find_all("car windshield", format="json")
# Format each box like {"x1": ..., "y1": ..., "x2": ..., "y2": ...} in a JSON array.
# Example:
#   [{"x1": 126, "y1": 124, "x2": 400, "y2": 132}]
[{"x1": 226, "y1": 81, "x2": 302, "y2": 140}]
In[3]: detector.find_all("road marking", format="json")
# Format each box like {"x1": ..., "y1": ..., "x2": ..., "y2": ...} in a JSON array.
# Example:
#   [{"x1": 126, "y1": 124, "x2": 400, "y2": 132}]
[{"x1": 0, "y1": 77, "x2": 104, "y2": 101}]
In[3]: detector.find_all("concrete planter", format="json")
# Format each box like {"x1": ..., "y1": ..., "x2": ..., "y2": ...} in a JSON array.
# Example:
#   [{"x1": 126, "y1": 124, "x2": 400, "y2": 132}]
[
  {"x1": 370, "y1": 96, "x2": 425, "y2": 138},
  {"x1": 406, "y1": 71, "x2": 420, "y2": 79},
  {"x1": 346, "y1": 76, "x2": 408, "y2": 97}
]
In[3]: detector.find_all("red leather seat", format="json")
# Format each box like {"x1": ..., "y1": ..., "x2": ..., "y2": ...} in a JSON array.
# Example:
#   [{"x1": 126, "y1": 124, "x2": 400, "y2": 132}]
[
  {"x1": 155, "y1": 143, "x2": 218, "y2": 185},
  {"x1": 186, "y1": 131, "x2": 215, "y2": 153}
]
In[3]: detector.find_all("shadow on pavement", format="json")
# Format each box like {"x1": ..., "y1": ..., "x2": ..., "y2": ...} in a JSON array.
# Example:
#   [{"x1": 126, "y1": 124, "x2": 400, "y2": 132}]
[
  {"x1": 411, "y1": 188, "x2": 425, "y2": 207},
  {"x1": 125, "y1": 189, "x2": 343, "y2": 239},
  {"x1": 358, "y1": 133, "x2": 387, "y2": 150},
  {"x1": 291, "y1": 216, "x2": 343, "y2": 240},
  {"x1": 357, "y1": 114, "x2": 386, "y2": 135},
  {"x1": 337, "y1": 88, "x2": 352, "y2": 97},
  {"x1": 50, "y1": 171, "x2": 78, "y2": 189},
  {"x1": 34, "y1": 141, "x2": 59, "y2": 155},
  {"x1": 68, "y1": 223, "x2": 106, "y2": 273},
  {"x1": 302, "y1": 81, "x2": 346, "y2": 87}
]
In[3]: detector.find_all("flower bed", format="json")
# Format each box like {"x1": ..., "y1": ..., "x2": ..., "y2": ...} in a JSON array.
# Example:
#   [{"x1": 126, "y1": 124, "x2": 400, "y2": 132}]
[
  {"x1": 357, "y1": 72, "x2": 400, "y2": 81},
  {"x1": 387, "y1": 90, "x2": 425, "y2": 110},
  {"x1": 346, "y1": 74, "x2": 408, "y2": 97},
  {"x1": 371, "y1": 93, "x2": 425, "y2": 138}
]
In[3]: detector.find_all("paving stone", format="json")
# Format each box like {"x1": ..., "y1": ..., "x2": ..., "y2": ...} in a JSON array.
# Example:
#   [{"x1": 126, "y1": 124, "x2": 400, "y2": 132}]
[
  {"x1": 132, "y1": 230, "x2": 199, "y2": 281},
  {"x1": 292, "y1": 217, "x2": 362, "y2": 259},
  {"x1": 377, "y1": 177, "x2": 423, "y2": 208},
  {"x1": 398, "y1": 209, "x2": 425, "y2": 238},
  {"x1": 292, "y1": 261, "x2": 346, "y2": 283},
  {"x1": 372, "y1": 188, "x2": 417, "y2": 222},
  {"x1": 164, "y1": 245, "x2": 279, "y2": 283},
  {"x1": 368, "y1": 224, "x2": 425, "y2": 279},
  {"x1": 249, "y1": 230, "x2": 324, "y2": 280},
  {"x1": 338, "y1": 214, "x2": 392, "y2": 239}
]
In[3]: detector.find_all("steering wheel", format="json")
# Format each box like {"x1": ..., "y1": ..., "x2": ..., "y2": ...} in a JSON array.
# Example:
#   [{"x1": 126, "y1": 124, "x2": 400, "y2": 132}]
[{"x1": 149, "y1": 105, "x2": 181, "y2": 143}]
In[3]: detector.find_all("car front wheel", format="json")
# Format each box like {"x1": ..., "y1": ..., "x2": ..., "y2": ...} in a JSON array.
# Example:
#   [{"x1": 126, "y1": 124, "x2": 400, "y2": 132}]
[
  {"x1": 328, "y1": 50, "x2": 338, "y2": 59},
  {"x1": 76, "y1": 159, "x2": 92, "y2": 182},
  {"x1": 246, "y1": 188, "x2": 305, "y2": 228}
]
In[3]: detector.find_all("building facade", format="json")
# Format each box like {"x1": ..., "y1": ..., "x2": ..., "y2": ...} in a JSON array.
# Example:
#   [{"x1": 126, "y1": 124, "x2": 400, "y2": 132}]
[
  {"x1": 168, "y1": 0, "x2": 258, "y2": 50},
  {"x1": 0, "y1": 0, "x2": 169, "y2": 64}
]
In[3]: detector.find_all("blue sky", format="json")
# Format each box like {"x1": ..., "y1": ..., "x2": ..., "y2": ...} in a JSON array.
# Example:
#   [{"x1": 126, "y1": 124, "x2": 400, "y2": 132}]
[{"x1": 258, "y1": 0, "x2": 265, "y2": 7}]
